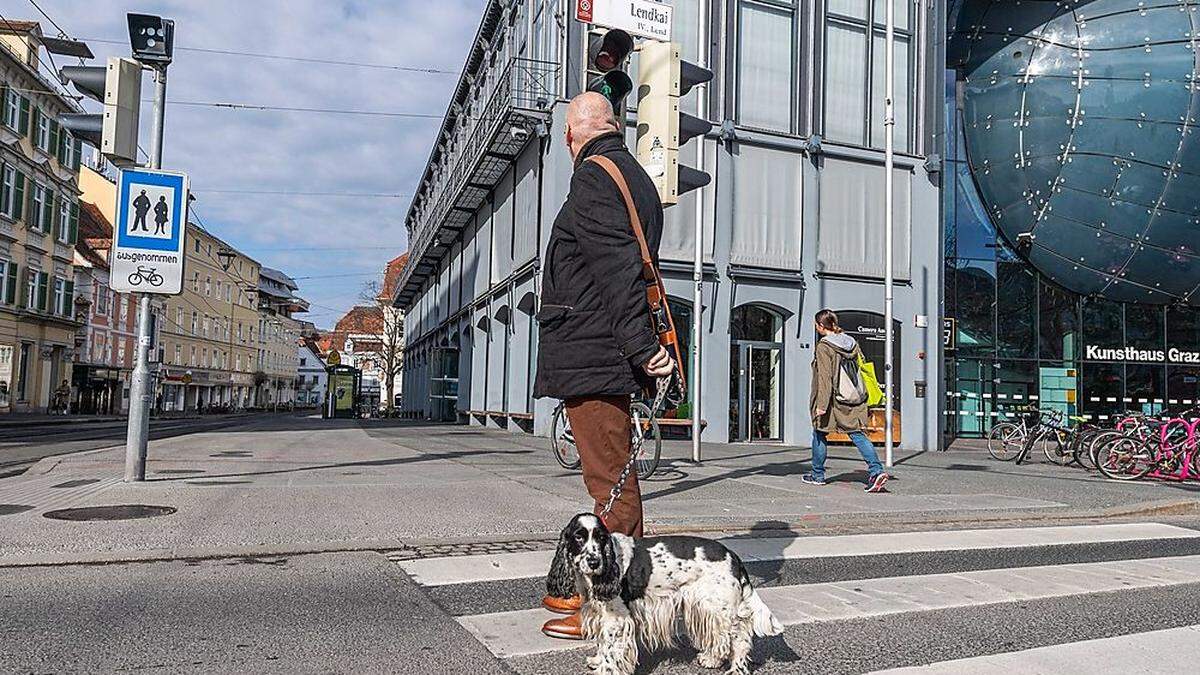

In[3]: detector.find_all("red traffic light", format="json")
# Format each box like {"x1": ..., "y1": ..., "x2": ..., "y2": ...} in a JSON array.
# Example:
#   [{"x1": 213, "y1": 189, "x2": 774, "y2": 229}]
[{"x1": 589, "y1": 29, "x2": 633, "y2": 73}]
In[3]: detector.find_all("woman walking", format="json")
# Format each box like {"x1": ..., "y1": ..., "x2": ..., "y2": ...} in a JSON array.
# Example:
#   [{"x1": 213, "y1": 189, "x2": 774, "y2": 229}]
[{"x1": 802, "y1": 309, "x2": 890, "y2": 492}]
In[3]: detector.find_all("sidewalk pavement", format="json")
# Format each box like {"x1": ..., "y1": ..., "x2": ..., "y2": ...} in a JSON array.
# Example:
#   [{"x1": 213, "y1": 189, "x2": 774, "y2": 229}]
[{"x1": 0, "y1": 414, "x2": 1196, "y2": 567}]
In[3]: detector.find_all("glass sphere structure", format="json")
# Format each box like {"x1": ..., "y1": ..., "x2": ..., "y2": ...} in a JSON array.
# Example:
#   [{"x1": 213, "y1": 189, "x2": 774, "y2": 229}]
[{"x1": 951, "y1": 0, "x2": 1200, "y2": 304}]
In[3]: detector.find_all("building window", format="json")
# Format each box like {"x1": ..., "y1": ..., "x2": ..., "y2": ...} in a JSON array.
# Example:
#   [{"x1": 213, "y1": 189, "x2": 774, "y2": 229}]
[
  {"x1": 736, "y1": 0, "x2": 796, "y2": 132},
  {"x1": 31, "y1": 183, "x2": 50, "y2": 233},
  {"x1": 61, "y1": 131, "x2": 76, "y2": 168},
  {"x1": 205, "y1": 276, "x2": 211, "y2": 296},
  {"x1": 174, "y1": 344, "x2": 181, "y2": 365},
  {"x1": 823, "y1": 0, "x2": 913, "y2": 150},
  {"x1": 190, "y1": 346, "x2": 196, "y2": 366},
  {"x1": 2, "y1": 89, "x2": 20, "y2": 130},
  {"x1": 191, "y1": 311, "x2": 198, "y2": 335},
  {"x1": 118, "y1": 342, "x2": 126, "y2": 364},
  {"x1": 35, "y1": 112, "x2": 52, "y2": 153},
  {"x1": 175, "y1": 306, "x2": 183, "y2": 328},
  {"x1": 0, "y1": 164, "x2": 18, "y2": 219},
  {"x1": 57, "y1": 198, "x2": 71, "y2": 243},
  {"x1": 119, "y1": 297, "x2": 128, "y2": 324},
  {"x1": 16, "y1": 343, "x2": 30, "y2": 401},
  {"x1": 0, "y1": 260, "x2": 13, "y2": 305},
  {"x1": 53, "y1": 278, "x2": 66, "y2": 316},
  {"x1": 194, "y1": 238, "x2": 200, "y2": 254}
]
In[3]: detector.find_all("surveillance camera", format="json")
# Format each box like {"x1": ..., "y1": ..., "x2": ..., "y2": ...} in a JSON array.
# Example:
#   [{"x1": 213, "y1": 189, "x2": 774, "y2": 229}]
[{"x1": 510, "y1": 126, "x2": 530, "y2": 143}]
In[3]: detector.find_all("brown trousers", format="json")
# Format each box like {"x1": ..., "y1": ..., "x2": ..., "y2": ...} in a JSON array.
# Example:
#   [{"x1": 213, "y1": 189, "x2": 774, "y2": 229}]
[{"x1": 565, "y1": 395, "x2": 644, "y2": 538}]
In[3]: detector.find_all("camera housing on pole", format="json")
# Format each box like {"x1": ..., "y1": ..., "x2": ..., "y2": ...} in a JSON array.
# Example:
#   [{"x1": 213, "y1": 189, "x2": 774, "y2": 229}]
[
  {"x1": 585, "y1": 28, "x2": 634, "y2": 112},
  {"x1": 127, "y1": 13, "x2": 175, "y2": 65},
  {"x1": 635, "y1": 41, "x2": 713, "y2": 206},
  {"x1": 58, "y1": 58, "x2": 142, "y2": 166}
]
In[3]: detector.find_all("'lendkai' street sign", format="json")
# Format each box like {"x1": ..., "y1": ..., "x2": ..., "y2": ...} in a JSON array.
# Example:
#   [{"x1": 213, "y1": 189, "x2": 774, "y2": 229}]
[
  {"x1": 110, "y1": 168, "x2": 189, "y2": 295},
  {"x1": 576, "y1": 0, "x2": 673, "y2": 42}
]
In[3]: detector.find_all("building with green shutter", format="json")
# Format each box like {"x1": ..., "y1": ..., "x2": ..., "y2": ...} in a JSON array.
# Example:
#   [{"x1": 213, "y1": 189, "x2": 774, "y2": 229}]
[{"x1": 0, "y1": 21, "x2": 85, "y2": 414}]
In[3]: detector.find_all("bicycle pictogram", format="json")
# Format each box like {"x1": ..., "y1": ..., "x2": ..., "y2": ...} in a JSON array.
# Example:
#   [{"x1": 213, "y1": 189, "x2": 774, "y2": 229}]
[{"x1": 128, "y1": 265, "x2": 164, "y2": 287}]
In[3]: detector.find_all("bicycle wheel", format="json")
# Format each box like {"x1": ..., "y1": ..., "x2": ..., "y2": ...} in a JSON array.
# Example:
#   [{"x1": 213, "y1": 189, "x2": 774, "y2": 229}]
[
  {"x1": 1043, "y1": 430, "x2": 1074, "y2": 466},
  {"x1": 1086, "y1": 430, "x2": 1124, "y2": 471},
  {"x1": 550, "y1": 404, "x2": 581, "y2": 470},
  {"x1": 128, "y1": 272, "x2": 142, "y2": 286},
  {"x1": 630, "y1": 401, "x2": 661, "y2": 479},
  {"x1": 1096, "y1": 437, "x2": 1156, "y2": 481},
  {"x1": 987, "y1": 422, "x2": 1024, "y2": 461}
]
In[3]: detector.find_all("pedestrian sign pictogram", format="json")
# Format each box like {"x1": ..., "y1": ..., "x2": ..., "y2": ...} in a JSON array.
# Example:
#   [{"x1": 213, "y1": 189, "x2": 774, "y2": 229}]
[{"x1": 110, "y1": 168, "x2": 189, "y2": 294}]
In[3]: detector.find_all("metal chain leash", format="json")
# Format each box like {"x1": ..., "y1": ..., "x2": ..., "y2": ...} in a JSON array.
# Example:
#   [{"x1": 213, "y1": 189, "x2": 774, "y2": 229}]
[{"x1": 600, "y1": 376, "x2": 671, "y2": 518}]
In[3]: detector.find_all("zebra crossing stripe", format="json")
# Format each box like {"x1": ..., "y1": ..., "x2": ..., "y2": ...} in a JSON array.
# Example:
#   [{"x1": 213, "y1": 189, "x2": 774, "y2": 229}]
[
  {"x1": 872, "y1": 625, "x2": 1200, "y2": 674},
  {"x1": 398, "y1": 523, "x2": 1198, "y2": 587},
  {"x1": 455, "y1": 554, "x2": 1200, "y2": 658}
]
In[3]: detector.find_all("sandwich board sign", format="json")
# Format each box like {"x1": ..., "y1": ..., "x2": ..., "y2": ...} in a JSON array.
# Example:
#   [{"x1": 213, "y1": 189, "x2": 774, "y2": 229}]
[{"x1": 110, "y1": 168, "x2": 189, "y2": 294}]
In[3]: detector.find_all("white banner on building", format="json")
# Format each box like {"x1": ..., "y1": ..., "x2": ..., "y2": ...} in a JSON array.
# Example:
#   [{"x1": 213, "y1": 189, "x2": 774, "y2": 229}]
[{"x1": 576, "y1": 0, "x2": 672, "y2": 42}]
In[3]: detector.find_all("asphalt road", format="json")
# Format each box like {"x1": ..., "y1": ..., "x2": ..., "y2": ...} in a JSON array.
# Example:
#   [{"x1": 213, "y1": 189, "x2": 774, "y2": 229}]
[
  {"x1": 0, "y1": 414, "x2": 282, "y2": 477},
  {"x1": 6, "y1": 530, "x2": 1200, "y2": 674}
]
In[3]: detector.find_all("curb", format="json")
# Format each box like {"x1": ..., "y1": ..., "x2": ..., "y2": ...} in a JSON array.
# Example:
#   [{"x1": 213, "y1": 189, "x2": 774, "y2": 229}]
[{"x1": 1, "y1": 498, "x2": 1196, "y2": 569}]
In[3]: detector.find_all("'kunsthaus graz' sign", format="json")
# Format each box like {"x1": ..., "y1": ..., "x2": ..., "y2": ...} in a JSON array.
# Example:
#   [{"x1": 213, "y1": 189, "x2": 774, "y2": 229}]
[{"x1": 1085, "y1": 345, "x2": 1200, "y2": 364}]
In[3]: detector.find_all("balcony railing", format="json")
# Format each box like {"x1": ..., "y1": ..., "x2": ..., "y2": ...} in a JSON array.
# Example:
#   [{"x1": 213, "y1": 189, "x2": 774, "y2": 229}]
[{"x1": 396, "y1": 57, "x2": 558, "y2": 306}]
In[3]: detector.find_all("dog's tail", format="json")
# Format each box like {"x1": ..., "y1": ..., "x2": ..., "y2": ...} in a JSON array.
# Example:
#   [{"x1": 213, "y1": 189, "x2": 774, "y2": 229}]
[{"x1": 742, "y1": 588, "x2": 784, "y2": 637}]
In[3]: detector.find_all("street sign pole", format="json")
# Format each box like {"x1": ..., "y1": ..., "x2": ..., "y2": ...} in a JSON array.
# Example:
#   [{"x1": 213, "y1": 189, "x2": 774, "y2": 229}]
[
  {"x1": 883, "y1": 0, "x2": 896, "y2": 469},
  {"x1": 124, "y1": 66, "x2": 167, "y2": 482}
]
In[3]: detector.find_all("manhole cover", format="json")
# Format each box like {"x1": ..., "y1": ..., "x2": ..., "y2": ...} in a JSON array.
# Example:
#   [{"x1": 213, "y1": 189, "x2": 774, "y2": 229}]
[
  {"x1": 52, "y1": 479, "x2": 102, "y2": 489},
  {"x1": 43, "y1": 505, "x2": 177, "y2": 521},
  {"x1": 0, "y1": 504, "x2": 34, "y2": 516},
  {"x1": 156, "y1": 469, "x2": 205, "y2": 475}
]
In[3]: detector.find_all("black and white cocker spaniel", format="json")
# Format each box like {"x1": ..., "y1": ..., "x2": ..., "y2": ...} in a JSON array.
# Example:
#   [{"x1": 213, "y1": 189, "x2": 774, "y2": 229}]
[{"x1": 547, "y1": 513, "x2": 784, "y2": 675}]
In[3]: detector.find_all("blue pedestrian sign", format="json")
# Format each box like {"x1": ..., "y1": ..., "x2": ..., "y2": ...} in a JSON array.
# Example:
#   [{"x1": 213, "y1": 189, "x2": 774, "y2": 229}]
[{"x1": 110, "y1": 168, "x2": 189, "y2": 294}]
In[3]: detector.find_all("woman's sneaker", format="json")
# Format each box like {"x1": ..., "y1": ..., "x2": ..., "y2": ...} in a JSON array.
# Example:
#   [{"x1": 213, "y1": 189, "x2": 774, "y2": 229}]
[
  {"x1": 865, "y1": 472, "x2": 890, "y2": 493},
  {"x1": 801, "y1": 473, "x2": 827, "y2": 486}
]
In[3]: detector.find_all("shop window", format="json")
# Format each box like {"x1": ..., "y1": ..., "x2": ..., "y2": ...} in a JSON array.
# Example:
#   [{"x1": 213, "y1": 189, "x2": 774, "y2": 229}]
[
  {"x1": 1082, "y1": 296, "x2": 1123, "y2": 350},
  {"x1": 996, "y1": 261, "x2": 1036, "y2": 358},
  {"x1": 1167, "y1": 306, "x2": 1200, "y2": 353},
  {"x1": 731, "y1": 304, "x2": 784, "y2": 342},
  {"x1": 1080, "y1": 362, "x2": 1123, "y2": 419},
  {"x1": 952, "y1": 258, "x2": 995, "y2": 356},
  {"x1": 1167, "y1": 366, "x2": 1200, "y2": 407},
  {"x1": 1039, "y1": 279, "x2": 1079, "y2": 361},
  {"x1": 1125, "y1": 304, "x2": 1165, "y2": 352},
  {"x1": 1125, "y1": 364, "x2": 1166, "y2": 415}
]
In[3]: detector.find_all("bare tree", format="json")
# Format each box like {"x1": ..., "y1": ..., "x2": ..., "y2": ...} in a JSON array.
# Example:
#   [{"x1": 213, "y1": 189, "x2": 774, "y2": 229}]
[{"x1": 359, "y1": 280, "x2": 404, "y2": 412}]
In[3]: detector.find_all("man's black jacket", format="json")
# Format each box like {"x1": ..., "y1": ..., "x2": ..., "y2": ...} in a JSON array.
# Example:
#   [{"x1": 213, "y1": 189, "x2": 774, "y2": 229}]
[{"x1": 533, "y1": 132, "x2": 664, "y2": 400}]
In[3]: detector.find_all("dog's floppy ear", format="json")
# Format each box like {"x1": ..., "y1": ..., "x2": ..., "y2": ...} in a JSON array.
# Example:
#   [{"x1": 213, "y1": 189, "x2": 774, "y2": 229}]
[
  {"x1": 591, "y1": 535, "x2": 622, "y2": 601},
  {"x1": 545, "y1": 524, "x2": 576, "y2": 599}
]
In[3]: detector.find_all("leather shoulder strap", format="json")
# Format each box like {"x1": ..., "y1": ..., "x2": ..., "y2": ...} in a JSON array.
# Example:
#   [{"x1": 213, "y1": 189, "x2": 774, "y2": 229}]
[{"x1": 585, "y1": 155, "x2": 653, "y2": 267}]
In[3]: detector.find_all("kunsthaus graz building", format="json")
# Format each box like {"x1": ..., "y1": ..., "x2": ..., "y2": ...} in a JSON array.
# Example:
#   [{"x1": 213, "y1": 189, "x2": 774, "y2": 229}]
[{"x1": 393, "y1": 0, "x2": 1200, "y2": 450}]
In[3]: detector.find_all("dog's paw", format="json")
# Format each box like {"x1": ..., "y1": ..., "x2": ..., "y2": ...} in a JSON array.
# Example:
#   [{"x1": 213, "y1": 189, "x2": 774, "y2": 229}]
[
  {"x1": 695, "y1": 652, "x2": 724, "y2": 670},
  {"x1": 586, "y1": 653, "x2": 602, "y2": 671}
]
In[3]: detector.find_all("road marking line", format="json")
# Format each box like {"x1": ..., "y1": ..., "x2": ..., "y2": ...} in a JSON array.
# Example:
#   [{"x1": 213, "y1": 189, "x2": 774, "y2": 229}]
[
  {"x1": 872, "y1": 625, "x2": 1200, "y2": 674},
  {"x1": 457, "y1": 554, "x2": 1200, "y2": 659},
  {"x1": 399, "y1": 522, "x2": 1199, "y2": 587}
]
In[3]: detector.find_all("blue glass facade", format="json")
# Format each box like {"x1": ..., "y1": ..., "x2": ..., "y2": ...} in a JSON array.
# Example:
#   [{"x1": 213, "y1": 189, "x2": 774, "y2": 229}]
[{"x1": 945, "y1": 1, "x2": 1200, "y2": 436}]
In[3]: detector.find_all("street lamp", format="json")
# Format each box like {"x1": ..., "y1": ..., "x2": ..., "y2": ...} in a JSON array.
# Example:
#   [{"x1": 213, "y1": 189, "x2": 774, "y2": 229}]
[{"x1": 216, "y1": 248, "x2": 235, "y2": 271}]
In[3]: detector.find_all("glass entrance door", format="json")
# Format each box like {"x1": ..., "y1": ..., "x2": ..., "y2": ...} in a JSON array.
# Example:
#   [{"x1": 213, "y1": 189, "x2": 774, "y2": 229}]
[{"x1": 730, "y1": 342, "x2": 783, "y2": 442}]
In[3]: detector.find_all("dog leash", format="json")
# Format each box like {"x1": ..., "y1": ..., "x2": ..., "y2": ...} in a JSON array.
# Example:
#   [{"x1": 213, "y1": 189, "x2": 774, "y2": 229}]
[{"x1": 599, "y1": 376, "x2": 672, "y2": 519}]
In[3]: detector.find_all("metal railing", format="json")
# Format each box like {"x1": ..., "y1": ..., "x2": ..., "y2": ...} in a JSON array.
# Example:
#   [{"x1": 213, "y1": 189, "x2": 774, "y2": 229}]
[{"x1": 399, "y1": 58, "x2": 558, "y2": 302}]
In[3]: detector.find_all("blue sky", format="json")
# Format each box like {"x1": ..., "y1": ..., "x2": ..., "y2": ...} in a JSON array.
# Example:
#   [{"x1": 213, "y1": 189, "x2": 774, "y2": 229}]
[{"x1": 25, "y1": 0, "x2": 485, "y2": 327}]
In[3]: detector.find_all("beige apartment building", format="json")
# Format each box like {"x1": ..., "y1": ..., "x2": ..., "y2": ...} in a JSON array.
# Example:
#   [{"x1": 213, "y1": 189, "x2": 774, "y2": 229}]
[
  {"x1": 256, "y1": 267, "x2": 306, "y2": 407},
  {"x1": 79, "y1": 165, "x2": 264, "y2": 411},
  {"x1": 0, "y1": 22, "x2": 85, "y2": 414}
]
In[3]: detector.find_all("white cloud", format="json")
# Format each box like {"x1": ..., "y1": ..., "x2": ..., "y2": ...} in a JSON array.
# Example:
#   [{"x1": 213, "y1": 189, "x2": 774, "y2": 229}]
[{"x1": 36, "y1": 0, "x2": 485, "y2": 326}]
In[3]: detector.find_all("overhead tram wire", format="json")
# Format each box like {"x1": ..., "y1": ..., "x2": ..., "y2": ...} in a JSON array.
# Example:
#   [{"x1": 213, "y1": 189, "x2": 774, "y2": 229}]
[
  {"x1": 196, "y1": 189, "x2": 411, "y2": 198},
  {"x1": 78, "y1": 36, "x2": 458, "y2": 74}
]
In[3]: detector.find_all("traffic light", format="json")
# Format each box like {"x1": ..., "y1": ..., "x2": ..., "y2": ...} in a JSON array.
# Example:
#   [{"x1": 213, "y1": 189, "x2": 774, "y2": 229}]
[
  {"x1": 586, "y1": 29, "x2": 634, "y2": 110},
  {"x1": 635, "y1": 41, "x2": 714, "y2": 206},
  {"x1": 59, "y1": 57, "x2": 142, "y2": 165}
]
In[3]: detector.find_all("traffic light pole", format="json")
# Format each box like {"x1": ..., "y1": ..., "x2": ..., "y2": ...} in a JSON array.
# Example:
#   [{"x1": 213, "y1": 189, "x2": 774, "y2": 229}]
[
  {"x1": 883, "y1": 0, "x2": 896, "y2": 469},
  {"x1": 124, "y1": 65, "x2": 167, "y2": 482}
]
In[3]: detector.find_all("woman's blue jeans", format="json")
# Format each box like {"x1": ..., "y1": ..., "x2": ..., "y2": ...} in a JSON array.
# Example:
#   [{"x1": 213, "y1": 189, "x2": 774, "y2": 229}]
[{"x1": 810, "y1": 430, "x2": 884, "y2": 481}]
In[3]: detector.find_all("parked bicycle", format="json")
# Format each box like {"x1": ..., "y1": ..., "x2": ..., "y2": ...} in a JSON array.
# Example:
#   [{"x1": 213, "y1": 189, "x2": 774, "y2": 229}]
[
  {"x1": 128, "y1": 265, "x2": 164, "y2": 287},
  {"x1": 551, "y1": 396, "x2": 661, "y2": 479}
]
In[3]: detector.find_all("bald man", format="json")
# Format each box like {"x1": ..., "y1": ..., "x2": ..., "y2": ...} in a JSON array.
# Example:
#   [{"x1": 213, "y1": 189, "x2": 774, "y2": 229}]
[{"x1": 534, "y1": 92, "x2": 672, "y2": 640}]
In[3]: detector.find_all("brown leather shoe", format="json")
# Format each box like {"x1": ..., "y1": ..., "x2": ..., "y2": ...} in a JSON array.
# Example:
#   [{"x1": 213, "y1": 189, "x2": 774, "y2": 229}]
[
  {"x1": 541, "y1": 611, "x2": 583, "y2": 640},
  {"x1": 542, "y1": 594, "x2": 582, "y2": 615}
]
